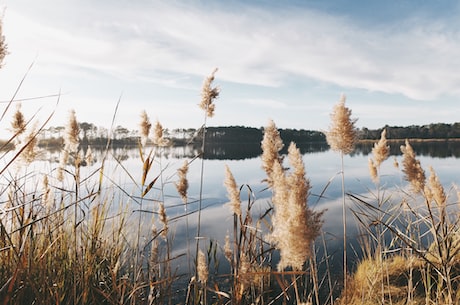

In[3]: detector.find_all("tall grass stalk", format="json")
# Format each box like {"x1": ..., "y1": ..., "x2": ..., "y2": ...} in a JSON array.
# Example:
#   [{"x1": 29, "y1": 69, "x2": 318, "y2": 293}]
[
  {"x1": 195, "y1": 68, "x2": 219, "y2": 279},
  {"x1": 325, "y1": 94, "x2": 357, "y2": 301}
]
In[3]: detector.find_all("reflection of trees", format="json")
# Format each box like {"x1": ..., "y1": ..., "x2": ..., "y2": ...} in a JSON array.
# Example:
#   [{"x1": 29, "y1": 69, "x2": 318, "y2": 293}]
[
  {"x1": 203, "y1": 142, "x2": 330, "y2": 160},
  {"x1": 8, "y1": 140, "x2": 460, "y2": 163},
  {"x1": 352, "y1": 140, "x2": 460, "y2": 158}
]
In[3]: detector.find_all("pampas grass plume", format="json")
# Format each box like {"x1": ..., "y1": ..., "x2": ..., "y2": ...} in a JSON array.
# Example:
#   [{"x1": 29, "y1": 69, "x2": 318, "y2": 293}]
[
  {"x1": 0, "y1": 20, "x2": 6, "y2": 67},
  {"x1": 158, "y1": 203, "x2": 168, "y2": 239},
  {"x1": 368, "y1": 158, "x2": 378, "y2": 183},
  {"x1": 65, "y1": 109, "x2": 80, "y2": 153},
  {"x1": 199, "y1": 68, "x2": 219, "y2": 118},
  {"x1": 261, "y1": 119, "x2": 284, "y2": 186},
  {"x1": 197, "y1": 250, "x2": 208, "y2": 283},
  {"x1": 139, "y1": 110, "x2": 151, "y2": 147},
  {"x1": 224, "y1": 165, "x2": 241, "y2": 216},
  {"x1": 269, "y1": 142, "x2": 322, "y2": 271},
  {"x1": 400, "y1": 139, "x2": 425, "y2": 193},
  {"x1": 372, "y1": 129, "x2": 390, "y2": 167},
  {"x1": 326, "y1": 94, "x2": 357, "y2": 154},
  {"x1": 175, "y1": 160, "x2": 189, "y2": 203},
  {"x1": 153, "y1": 120, "x2": 168, "y2": 147},
  {"x1": 428, "y1": 166, "x2": 446, "y2": 207},
  {"x1": 11, "y1": 103, "x2": 26, "y2": 138}
]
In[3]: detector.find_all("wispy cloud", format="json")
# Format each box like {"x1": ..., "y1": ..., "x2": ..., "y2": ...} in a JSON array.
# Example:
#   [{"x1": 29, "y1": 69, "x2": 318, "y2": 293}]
[
  {"x1": 1, "y1": 0, "x2": 460, "y2": 133},
  {"x1": 5, "y1": 1, "x2": 460, "y2": 100}
]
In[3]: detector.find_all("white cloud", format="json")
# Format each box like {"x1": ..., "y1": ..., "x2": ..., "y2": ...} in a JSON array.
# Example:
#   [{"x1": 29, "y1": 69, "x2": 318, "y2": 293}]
[
  {"x1": 1, "y1": 0, "x2": 460, "y2": 133},
  {"x1": 242, "y1": 98, "x2": 287, "y2": 109}
]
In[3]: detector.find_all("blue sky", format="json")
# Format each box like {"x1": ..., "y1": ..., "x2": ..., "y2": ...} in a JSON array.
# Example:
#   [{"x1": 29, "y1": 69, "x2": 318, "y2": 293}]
[{"x1": 0, "y1": 0, "x2": 459, "y2": 138}]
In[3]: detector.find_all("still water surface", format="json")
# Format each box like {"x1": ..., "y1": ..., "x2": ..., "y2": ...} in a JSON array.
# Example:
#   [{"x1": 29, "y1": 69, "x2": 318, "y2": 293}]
[{"x1": 3, "y1": 141, "x2": 460, "y2": 284}]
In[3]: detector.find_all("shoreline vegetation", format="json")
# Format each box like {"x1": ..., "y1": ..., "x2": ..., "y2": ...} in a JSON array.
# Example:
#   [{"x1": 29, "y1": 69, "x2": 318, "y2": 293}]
[
  {"x1": 2, "y1": 23, "x2": 460, "y2": 305},
  {"x1": 2, "y1": 123, "x2": 460, "y2": 151}
]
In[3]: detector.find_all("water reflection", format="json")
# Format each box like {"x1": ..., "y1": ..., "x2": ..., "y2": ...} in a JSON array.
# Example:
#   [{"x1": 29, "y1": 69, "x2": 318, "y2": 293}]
[
  {"x1": 353, "y1": 140, "x2": 460, "y2": 158},
  {"x1": 36, "y1": 140, "x2": 460, "y2": 164}
]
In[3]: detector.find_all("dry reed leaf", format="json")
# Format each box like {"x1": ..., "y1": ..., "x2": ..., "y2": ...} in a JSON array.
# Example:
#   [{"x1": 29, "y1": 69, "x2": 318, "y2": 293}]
[{"x1": 142, "y1": 174, "x2": 160, "y2": 197}]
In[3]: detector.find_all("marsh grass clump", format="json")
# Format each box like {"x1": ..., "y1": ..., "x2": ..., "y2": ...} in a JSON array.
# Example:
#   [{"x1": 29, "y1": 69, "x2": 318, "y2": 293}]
[
  {"x1": 269, "y1": 142, "x2": 323, "y2": 271},
  {"x1": 347, "y1": 138, "x2": 460, "y2": 305}
]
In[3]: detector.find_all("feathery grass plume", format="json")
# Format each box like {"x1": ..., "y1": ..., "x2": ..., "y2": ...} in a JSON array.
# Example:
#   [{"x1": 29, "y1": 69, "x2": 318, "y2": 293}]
[
  {"x1": 427, "y1": 166, "x2": 446, "y2": 207},
  {"x1": 20, "y1": 122, "x2": 39, "y2": 164},
  {"x1": 158, "y1": 203, "x2": 168, "y2": 239},
  {"x1": 368, "y1": 158, "x2": 378, "y2": 183},
  {"x1": 11, "y1": 103, "x2": 26, "y2": 138},
  {"x1": 270, "y1": 142, "x2": 322, "y2": 271},
  {"x1": 41, "y1": 174, "x2": 53, "y2": 212},
  {"x1": 326, "y1": 94, "x2": 358, "y2": 154},
  {"x1": 326, "y1": 94, "x2": 357, "y2": 301},
  {"x1": 139, "y1": 110, "x2": 151, "y2": 147},
  {"x1": 400, "y1": 139, "x2": 425, "y2": 193},
  {"x1": 393, "y1": 156, "x2": 399, "y2": 169},
  {"x1": 224, "y1": 165, "x2": 241, "y2": 216},
  {"x1": 224, "y1": 233, "x2": 232, "y2": 262},
  {"x1": 57, "y1": 149, "x2": 69, "y2": 181},
  {"x1": 199, "y1": 68, "x2": 219, "y2": 117},
  {"x1": 197, "y1": 249, "x2": 209, "y2": 283},
  {"x1": 85, "y1": 146, "x2": 93, "y2": 165},
  {"x1": 153, "y1": 120, "x2": 168, "y2": 146},
  {"x1": 372, "y1": 129, "x2": 390, "y2": 167},
  {"x1": 261, "y1": 119, "x2": 284, "y2": 186},
  {"x1": 175, "y1": 160, "x2": 189, "y2": 203},
  {"x1": 65, "y1": 109, "x2": 80, "y2": 153},
  {"x1": 0, "y1": 19, "x2": 7, "y2": 67},
  {"x1": 57, "y1": 110, "x2": 80, "y2": 181}
]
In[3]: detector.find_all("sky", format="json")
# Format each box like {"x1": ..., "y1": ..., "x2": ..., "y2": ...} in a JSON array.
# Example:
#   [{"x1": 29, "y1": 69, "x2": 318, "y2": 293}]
[{"x1": 0, "y1": 0, "x2": 459, "y2": 138}]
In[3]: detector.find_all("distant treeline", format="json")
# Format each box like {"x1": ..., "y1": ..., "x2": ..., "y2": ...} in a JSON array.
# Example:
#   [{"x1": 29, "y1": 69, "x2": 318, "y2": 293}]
[
  {"x1": 29, "y1": 122, "x2": 460, "y2": 151},
  {"x1": 361, "y1": 122, "x2": 460, "y2": 140},
  {"x1": 204, "y1": 122, "x2": 460, "y2": 144},
  {"x1": 205, "y1": 126, "x2": 326, "y2": 144}
]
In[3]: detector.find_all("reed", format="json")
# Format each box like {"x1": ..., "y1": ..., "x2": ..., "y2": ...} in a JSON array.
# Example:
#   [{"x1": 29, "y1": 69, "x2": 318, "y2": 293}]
[{"x1": 326, "y1": 94, "x2": 358, "y2": 301}]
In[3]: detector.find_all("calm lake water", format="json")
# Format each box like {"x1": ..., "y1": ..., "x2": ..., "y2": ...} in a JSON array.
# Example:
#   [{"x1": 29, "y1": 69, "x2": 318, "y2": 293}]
[{"x1": 2, "y1": 140, "x2": 460, "y2": 294}]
